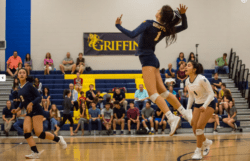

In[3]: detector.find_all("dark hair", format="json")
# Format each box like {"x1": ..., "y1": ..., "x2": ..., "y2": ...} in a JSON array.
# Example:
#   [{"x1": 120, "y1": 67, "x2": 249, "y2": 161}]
[
  {"x1": 96, "y1": 90, "x2": 101, "y2": 93},
  {"x1": 129, "y1": 101, "x2": 134, "y2": 104},
  {"x1": 79, "y1": 52, "x2": 83, "y2": 56},
  {"x1": 105, "y1": 103, "x2": 111, "y2": 106},
  {"x1": 80, "y1": 103, "x2": 86, "y2": 116},
  {"x1": 188, "y1": 52, "x2": 195, "y2": 62},
  {"x1": 223, "y1": 53, "x2": 227, "y2": 56},
  {"x1": 189, "y1": 61, "x2": 204, "y2": 75},
  {"x1": 114, "y1": 101, "x2": 120, "y2": 105},
  {"x1": 13, "y1": 51, "x2": 17, "y2": 54},
  {"x1": 25, "y1": 53, "x2": 31, "y2": 61},
  {"x1": 43, "y1": 87, "x2": 50, "y2": 95},
  {"x1": 221, "y1": 83, "x2": 226, "y2": 88},
  {"x1": 224, "y1": 89, "x2": 231, "y2": 97},
  {"x1": 93, "y1": 97, "x2": 99, "y2": 104},
  {"x1": 63, "y1": 89, "x2": 71, "y2": 98},
  {"x1": 80, "y1": 91, "x2": 84, "y2": 95},
  {"x1": 214, "y1": 72, "x2": 218, "y2": 75},
  {"x1": 89, "y1": 84, "x2": 94, "y2": 87},
  {"x1": 146, "y1": 101, "x2": 151, "y2": 105},
  {"x1": 106, "y1": 97, "x2": 111, "y2": 103},
  {"x1": 179, "y1": 52, "x2": 184, "y2": 58},
  {"x1": 13, "y1": 78, "x2": 19, "y2": 89},
  {"x1": 45, "y1": 52, "x2": 51, "y2": 59},
  {"x1": 160, "y1": 5, "x2": 181, "y2": 47},
  {"x1": 17, "y1": 68, "x2": 34, "y2": 83}
]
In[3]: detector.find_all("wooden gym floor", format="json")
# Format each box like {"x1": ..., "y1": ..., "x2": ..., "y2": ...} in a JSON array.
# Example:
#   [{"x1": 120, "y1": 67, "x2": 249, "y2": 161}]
[{"x1": 0, "y1": 133, "x2": 250, "y2": 161}]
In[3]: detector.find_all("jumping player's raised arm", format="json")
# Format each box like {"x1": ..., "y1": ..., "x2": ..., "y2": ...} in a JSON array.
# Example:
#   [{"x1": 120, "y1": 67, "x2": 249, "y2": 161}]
[
  {"x1": 174, "y1": 13, "x2": 188, "y2": 34},
  {"x1": 200, "y1": 77, "x2": 214, "y2": 109},
  {"x1": 115, "y1": 14, "x2": 150, "y2": 38}
]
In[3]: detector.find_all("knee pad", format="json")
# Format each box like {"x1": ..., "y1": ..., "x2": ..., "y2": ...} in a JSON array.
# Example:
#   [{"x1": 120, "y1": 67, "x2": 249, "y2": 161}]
[
  {"x1": 150, "y1": 93, "x2": 160, "y2": 103},
  {"x1": 196, "y1": 129, "x2": 204, "y2": 135},
  {"x1": 160, "y1": 91, "x2": 170, "y2": 99},
  {"x1": 38, "y1": 132, "x2": 46, "y2": 139},
  {"x1": 24, "y1": 133, "x2": 32, "y2": 139}
]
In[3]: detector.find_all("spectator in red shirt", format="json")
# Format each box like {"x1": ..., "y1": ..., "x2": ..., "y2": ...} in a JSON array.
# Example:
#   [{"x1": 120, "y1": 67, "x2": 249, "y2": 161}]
[
  {"x1": 127, "y1": 102, "x2": 140, "y2": 135},
  {"x1": 78, "y1": 91, "x2": 86, "y2": 106},
  {"x1": 74, "y1": 72, "x2": 83, "y2": 93},
  {"x1": 6, "y1": 51, "x2": 22, "y2": 77}
]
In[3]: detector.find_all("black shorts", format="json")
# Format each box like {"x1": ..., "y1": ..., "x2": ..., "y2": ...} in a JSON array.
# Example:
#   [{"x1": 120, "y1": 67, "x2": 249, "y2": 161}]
[
  {"x1": 26, "y1": 105, "x2": 44, "y2": 117},
  {"x1": 139, "y1": 54, "x2": 160, "y2": 68},
  {"x1": 194, "y1": 100, "x2": 216, "y2": 110},
  {"x1": 9, "y1": 68, "x2": 16, "y2": 74}
]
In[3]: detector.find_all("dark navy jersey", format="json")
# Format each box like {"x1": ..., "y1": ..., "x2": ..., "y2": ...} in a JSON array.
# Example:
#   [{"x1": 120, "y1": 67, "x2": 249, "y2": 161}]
[
  {"x1": 116, "y1": 13, "x2": 187, "y2": 56},
  {"x1": 18, "y1": 82, "x2": 42, "y2": 111}
]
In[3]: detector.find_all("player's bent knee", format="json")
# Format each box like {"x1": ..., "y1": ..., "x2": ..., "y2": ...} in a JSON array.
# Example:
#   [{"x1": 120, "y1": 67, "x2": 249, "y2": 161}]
[
  {"x1": 160, "y1": 91, "x2": 170, "y2": 99},
  {"x1": 24, "y1": 133, "x2": 32, "y2": 139},
  {"x1": 196, "y1": 129, "x2": 204, "y2": 135},
  {"x1": 150, "y1": 93, "x2": 160, "y2": 103},
  {"x1": 38, "y1": 131, "x2": 46, "y2": 139}
]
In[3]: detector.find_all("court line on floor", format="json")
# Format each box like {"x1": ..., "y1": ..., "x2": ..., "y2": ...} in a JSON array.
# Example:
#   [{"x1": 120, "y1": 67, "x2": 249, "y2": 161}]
[{"x1": 0, "y1": 142, "x2": 21, "y2": 155}]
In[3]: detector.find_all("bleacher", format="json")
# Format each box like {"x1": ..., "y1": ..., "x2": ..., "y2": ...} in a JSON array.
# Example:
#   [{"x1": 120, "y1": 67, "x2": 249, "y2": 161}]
[{"x1": 2, "y1": 69, "x2": 240, "y2": 134}]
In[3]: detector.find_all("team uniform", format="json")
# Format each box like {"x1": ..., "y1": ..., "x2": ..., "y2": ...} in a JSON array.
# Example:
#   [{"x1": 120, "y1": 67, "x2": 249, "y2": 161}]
[
  {"x1": 185, "y1": 74, "x2": 215, "y2": 159},
  {"x1": 116, "y1": 13, "x2": 187, "y2": 68}
]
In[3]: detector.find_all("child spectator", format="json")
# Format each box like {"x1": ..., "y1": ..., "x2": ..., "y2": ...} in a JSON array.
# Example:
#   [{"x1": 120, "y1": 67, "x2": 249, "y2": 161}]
[
  {"x1": 113, "y1": 101, "x2": 125, "y2": 135},
  {"x1": 101, "y1": 103, "x2": 113, "y2": 135},
  {"x1": 44, "y1": 52, "x2": 53, "y2": 75},
  {"x1": 176, "y1": 52, "x2": 186, "y2": 70},
  {"x1": 33, "y1": 78, "x2": 42, "y2": 94},
  {"x1": 78, "y1": 91, "x2": 86, "y2": 106},
  {"x1": 3, "y1": 101, "x2": 15, "y2": 136},
  {"x1": 127, "y1": 102, "x2": 140, "y2": 135},
  {"x1": 141, "y1": 101, "x2": 155, "y2": 134},
  {"x1": 50, "y1": 104, "x2": 61, "y2": 135},
  {"x1": 88, "y1": 102, "x2": 102, "y2": 134},
  {"x1": 177, "y1": 62, "x2": 188, "y2": 85},
  {"x1": 42, "y1": 87, "x2": 51, "y2": 111},
  {"x1": 24, "y1": 53, "x2": 32, "y2": 75},
  {"x1": 74, "y1": 103, "x2": 88, "y2": 136},
  {"x1": 74, "y1": 72, "x2": 83, "y2": 93},
  {"x1": 223, "y1": 101, "x2": 237, "y2": 133},
  {"x1": 154, "y1": 107, "x2": 167, "y2": 134},
  {"x1": 211, "y1": 73, "x2": 222, "y2": 90}
]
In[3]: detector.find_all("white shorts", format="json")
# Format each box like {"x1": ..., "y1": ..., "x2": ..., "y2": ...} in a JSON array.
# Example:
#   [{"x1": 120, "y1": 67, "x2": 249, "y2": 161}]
[{"x1": 44, "y1": 66, "x2": 52, "y2": 71}]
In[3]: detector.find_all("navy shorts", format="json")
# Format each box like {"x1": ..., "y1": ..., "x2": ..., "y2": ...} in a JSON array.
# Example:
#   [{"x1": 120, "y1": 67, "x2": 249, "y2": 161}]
[
  {"x1": 139, "y1": 54, "x2": 160, "y2": 68},
  {"x1": 194, "y1": 100, "x2": 216, "y2": 110},
  {"x1": 26, "y1": 105, "x2": 44, "y2": 117}
]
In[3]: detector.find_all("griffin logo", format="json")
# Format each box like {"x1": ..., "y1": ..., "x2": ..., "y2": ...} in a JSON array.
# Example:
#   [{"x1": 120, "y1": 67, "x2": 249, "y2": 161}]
[{"x1": 87, "y1": 34, "x2": 103, "y2": 48}]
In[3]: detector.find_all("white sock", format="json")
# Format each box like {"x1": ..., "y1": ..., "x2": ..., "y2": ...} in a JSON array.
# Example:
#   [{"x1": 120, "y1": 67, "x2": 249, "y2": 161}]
[
  {"x1": 196, "y1": 147, "x2": 201, "y2": 152},
  {"x1": 151, "y1": 127, "x2": 154, "y2": 131},
  {"x1": 165, "y1": 111, "x2": 173, "y2": 119},
  {"x1": 145, "y1": 127, "x2": 149, "y2": 132},
  {"x1": 177, "y1": 106, "x2": 186, "y2": 115}
]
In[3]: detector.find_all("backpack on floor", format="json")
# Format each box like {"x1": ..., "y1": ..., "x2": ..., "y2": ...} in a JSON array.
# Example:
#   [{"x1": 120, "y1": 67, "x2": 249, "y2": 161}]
[{"x1": 136, "y1": 127, "x2": 148, "y2": 135}]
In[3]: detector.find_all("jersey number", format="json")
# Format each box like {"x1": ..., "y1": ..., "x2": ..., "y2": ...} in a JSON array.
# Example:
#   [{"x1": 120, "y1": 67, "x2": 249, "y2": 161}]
[
  {"x1": 154, "y1": 31, "x2": 161, "y2": 41},
  {"x1": 193, "y1": 91, "x2": 198, "y2": 96}
]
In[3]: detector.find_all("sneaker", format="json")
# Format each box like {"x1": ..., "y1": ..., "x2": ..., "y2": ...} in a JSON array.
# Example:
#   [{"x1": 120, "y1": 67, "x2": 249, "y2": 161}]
[
  {"x1": 150, "y1": 131, "x2": 154, "y2": 135},
  {"x1": 182, "y1": 109, "x2": 192, "y2": 125},
  {"x1": 231, "y1": 129, "x2": 236, "y2": 133},
  {"x1": 213, "y1": 130, "x2": 218, "y2": 134},
  {"x1": 234, "y1": 123, "x2": 237, "y2": 129},
  {"x1": 203, "y1": 139, "x2": 213, "y2": 156},
  {"x1": 25, "y1": 151, "x2": 40, "y2": 159},
  {"x1": 58, "y1": 136, "x2": 67, "y2": 149},
  {"x1": 191, "y1": 148, "x2": 202, "y2": 160},
  {"x1": 168, "y1": 115, "x2": 181, "y2": 136},
  {"x1": 113, "y1": 131, "x2": 116, "y2": 135},
  {"x1": 217, "y1": 125, "x2": 222, "y2": 129},
  {"x1": 120, "y1": 131, "x2": 124, "y2": 135}
]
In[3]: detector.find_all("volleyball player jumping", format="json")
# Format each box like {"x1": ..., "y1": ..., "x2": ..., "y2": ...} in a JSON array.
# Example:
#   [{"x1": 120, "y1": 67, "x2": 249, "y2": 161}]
[
  {"x1": 11, "y1": 68, "x2": 67, "y2": 159},
  {"x1": 115, "y1": 4, "x2": 192, "y2": 135}
]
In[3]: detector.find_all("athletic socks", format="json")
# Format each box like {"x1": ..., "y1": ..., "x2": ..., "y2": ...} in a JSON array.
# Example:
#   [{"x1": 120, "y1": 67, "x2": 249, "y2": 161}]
[
  {"x1": 31, "y1": 146, "x2": 39, "y2": 153},
  {"x1": 151, "y1": 127, "x2": 154, "y2": 131},
  {"x1": 165, "y1": 111, "x2": 174, "y2": 120},
  {"x1": 53, "y1": 135, "x2": 60, "y2": 143},
  {"x1": 177, "y1": 106, "x2": 186, "y2": 115}
]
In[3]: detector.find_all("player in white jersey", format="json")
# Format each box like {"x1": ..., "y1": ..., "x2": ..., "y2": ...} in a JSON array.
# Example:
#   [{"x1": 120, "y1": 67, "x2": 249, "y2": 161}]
[{"x1": 185, "y1": 61, "x2": 215, "y2": 160}]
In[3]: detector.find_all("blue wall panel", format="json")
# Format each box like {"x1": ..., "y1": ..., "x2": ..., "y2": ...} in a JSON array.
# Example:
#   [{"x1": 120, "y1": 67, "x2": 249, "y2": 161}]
[{"x1": 5, "y1": 0, "x2": 31, "y2": 63}]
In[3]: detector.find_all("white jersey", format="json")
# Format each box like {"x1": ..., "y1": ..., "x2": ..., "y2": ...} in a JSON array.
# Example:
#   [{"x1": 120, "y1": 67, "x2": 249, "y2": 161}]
[{"x1": 185, "y1": 74, "x2": 214, "y2": 109}]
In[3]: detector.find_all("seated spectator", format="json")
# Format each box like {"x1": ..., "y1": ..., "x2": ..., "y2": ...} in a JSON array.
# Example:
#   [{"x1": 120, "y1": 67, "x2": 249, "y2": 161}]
[
  {"x1": 218, "y1": 83, "x2": 231, "y2": 103},
  {"x1": 12, "y1": 86, "x2": 20, "y2": 109},
  {"x1": 127, "y1": 102, "x2": 140, "y2": 135},
  {"x1": 141, "y1": 101, "x2": 155, "y2": 134},
  {"x1": 215, "y1": 53, "x2": 229, "y2": 74},
  {"x1": 178, "y1": 86, "x2": 188, "y2": 109},
  {"x1": 211, "y1": 73, "x2": 222, "y2": 91},
  {"x1": 24, "y1": 53, "x2": 32, "y2": 75},
  {"x1": 74, "y1": 103, "x2": 88, "y2": 136},
  {"x1": 42, "y1": 87, "x2": 50, "y2": 111},
  {"x1": 88, "y1": 102, "x2": 102, "y2": 134},
  {"x1": 214, "y1": 97, "x2": 219, "y2": 114},
  {"x1": 6, "y1": 51, "x2": 22, "y2": 77},
  {"x1": 13, "y1": 63, "x2": 23, "y2": 76},
  {"x1": 113, "y1": 88, "x2": 128, "y2": 110},
  {"x1": 60, "y1": 52, "x2": 76, "y2": 74},
  {"x1": 74, "y1": 72, "x2": 83, "y2": 93},
  {"x1": 211, "y1": 84, "x2": 219, "y2": 98},
  {"x1": 101, "y1": 103, "x2": 113, "y2": 135},
  {"x1": 76, "y1": 53, "x2": 85, "y2": 74},
  {"x1": 43, "y1": 111, "x2": 50, "y2": 132},
  {"x1": 176, "y1": 52, "x2": 186, "y2": 70},
  {"x1": 96, "y1": 91, "x2": 104, "y2": 109},
  {"x1": 113, "y1": 101, "x2": 125, "y2": 135},
  {"x1": 188, "y1": 52, "x2": 196, "y2": 62},
  {"x1": 44, "y1": 52, "x2": 53, "y2": 75},
  {"x1": 219, "y1": 90, "x2": 234, "y2": 115},
  {"x1": 106, "y1": 97, "x2": 113, "y2": 109},
  {"x1": 134, "y1": 84, "x2": 149, "y2": 110},
  {"x1": 33, "y1": 78, "x2": 43, "y2": 94},
  {"x1": 86, "y1": 84, "x2": 97, "y2": 109},
  {"x1": 13, "y1": 108, "x2": 26, "y2": 136},
  {"x1": 208, "y1": 113, "x2": 222, "y2": 134},
  {"x1": 164, "y1": 63, "x2": 176, "y2": 87},
  {"x1": 12, "y1": 78, "x2": 19, "y2": 89},
  {"x1": 3, "y1": 101, "x2": 15, "y2": 136},
  {"x1": 69, "y1": 83, "x2": 79, "y2": 110},
  {"x1": 78, "y1": 91, "x2": 86, "y2": 107},
  {"x1": 154, "y1": 107, "x2": 167, "y2": 134},
  {"x1": 50, "y1": 104, "x2": 60, "y2": 135},
  {"x1": 223, "y1": 101, "x2": 237, "y2": 133},
  {"x1": 177, "y1": 62, "x2": 187, "y2": 85}
]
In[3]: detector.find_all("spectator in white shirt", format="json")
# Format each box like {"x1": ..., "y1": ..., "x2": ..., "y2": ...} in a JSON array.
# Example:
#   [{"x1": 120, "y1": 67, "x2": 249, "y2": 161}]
[{"x1": 134, "y1": 84, "x2": 149, "y2": 110}]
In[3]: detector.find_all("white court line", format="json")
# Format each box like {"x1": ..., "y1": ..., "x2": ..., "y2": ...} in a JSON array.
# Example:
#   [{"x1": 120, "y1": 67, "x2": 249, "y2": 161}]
[{"x1": 30, "y1": 150, "x2": 44, "y2": 161}]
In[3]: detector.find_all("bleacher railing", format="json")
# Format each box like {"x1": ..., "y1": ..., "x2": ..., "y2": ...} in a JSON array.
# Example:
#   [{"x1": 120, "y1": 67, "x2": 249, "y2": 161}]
[
  {"x1": 229, "y1": 52, "x2": 236, "y2": 79},
  {"x1": 248, "y1": 73, "x2": 250, "y2": 109},
  {"x1": 233, "y1": 57, "x2": 240, "y2": 85},
  {"x1": 232, "y1": 55, "x2": 238, "y2": 81}
]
